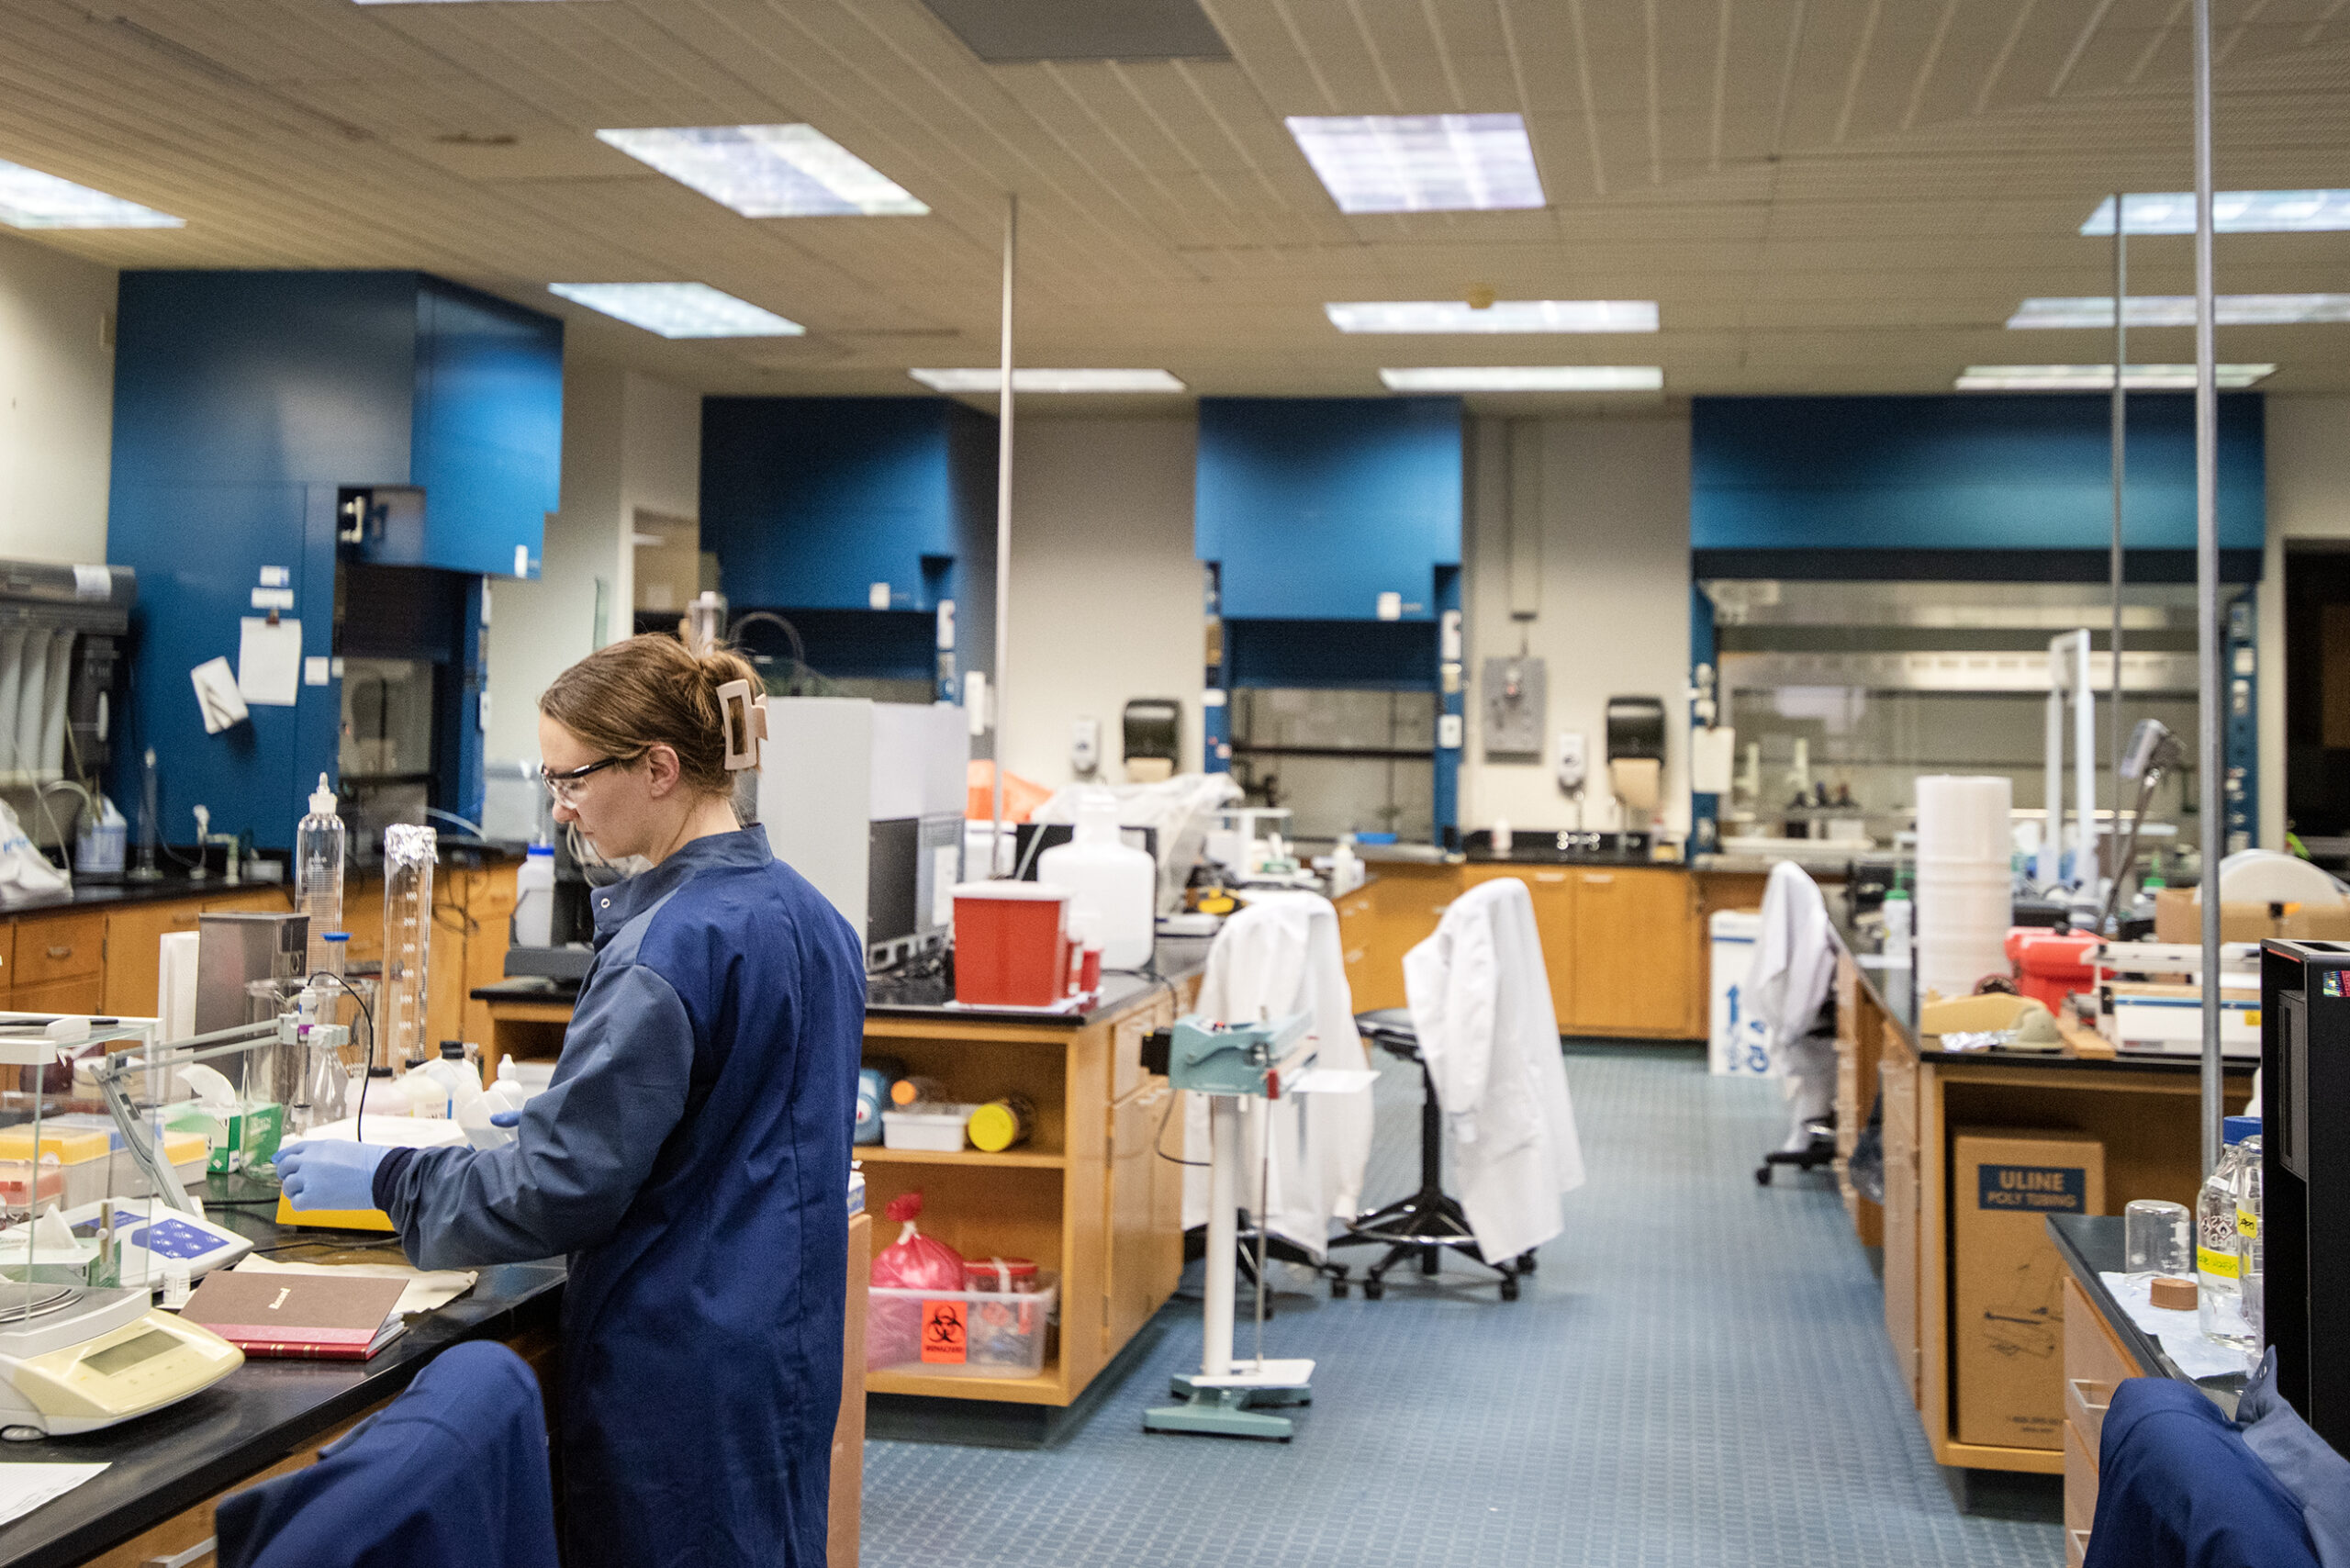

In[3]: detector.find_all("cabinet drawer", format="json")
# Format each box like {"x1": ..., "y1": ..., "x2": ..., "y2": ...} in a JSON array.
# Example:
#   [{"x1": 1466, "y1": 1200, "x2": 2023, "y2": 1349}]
[
  {"x1": 16, "y1": 911, "x2": 106, "y2": 986},
  {"x1": 2064, "y1": 1415, "x2": 2099, "y2": 1538},
  {"x1": 2062, "y1": 1276, "x2": 2141, "y2": 1393},
  {"x1": 13, "y1": 975, "x2": 105, "y2": 1016},
  {"x1": 2064, "y1": 1372, "x2": 2114, "y2": 1460},
  {"x1": 2066, "y1": 1527, "x2": 2090, "y2": 1568}
]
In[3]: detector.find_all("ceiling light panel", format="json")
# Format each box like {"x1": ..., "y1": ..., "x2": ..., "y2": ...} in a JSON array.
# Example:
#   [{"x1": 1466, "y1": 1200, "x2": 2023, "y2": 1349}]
[
  {"x1": 1285, "y1": 115, "x2": 1544, "y2": 215},
  {"x1": 0, "y1": 159, "x2": 182, "y2": 229},
  {"x1": 1379, "y1": 367, "x2": 1662, "y2": 393},
  {"x1": 2083, "y1": 191, "x2": 2350, "y2": 234},
  {"x1": 595, "y1": 126, "x2": 927, "y2": 218},
  {"x1": 549, "y1": 284, "x2": 803, "y2": 339},
  {"x1": 1327, "y1": 300, "x2": 1658, "y2": 333},
  {"x1": 2009, "y1": 295, "x2": 2350, "y2": 329},
  {"x1": 1956, "y1": 364, "x2": 2277, "y2": 391},
  {"x1": 910, "y1": 369, "x2": 1185, "y2": 393}
]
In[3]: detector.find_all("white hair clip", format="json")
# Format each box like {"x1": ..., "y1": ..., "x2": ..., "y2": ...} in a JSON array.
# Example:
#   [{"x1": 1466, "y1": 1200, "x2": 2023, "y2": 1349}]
[{"x1": 717, "y1": 679, "x2": 768, "y2": 771}]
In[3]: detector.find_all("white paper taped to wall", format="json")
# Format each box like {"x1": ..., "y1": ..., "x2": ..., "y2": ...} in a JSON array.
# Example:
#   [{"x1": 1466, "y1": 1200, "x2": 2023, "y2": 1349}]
[
  {"x1": 237, "y1": 617, "x2": 302, "y2": 707},
  {"x1": 190, "y1": 657, "x2": 249, "y2": 734}
]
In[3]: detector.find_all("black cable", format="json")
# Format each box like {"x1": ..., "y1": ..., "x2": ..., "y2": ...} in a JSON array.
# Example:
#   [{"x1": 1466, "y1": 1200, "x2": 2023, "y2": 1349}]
[
  {"x1": 1152, "y1": 1081, "x2": 1206, "y2": 1169},
  {"x1": 303, "y1": 973, "x2": 377, "y2": 1143}
]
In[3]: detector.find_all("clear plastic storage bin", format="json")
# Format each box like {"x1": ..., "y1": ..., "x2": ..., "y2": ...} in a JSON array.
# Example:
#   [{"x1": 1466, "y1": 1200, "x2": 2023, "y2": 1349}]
[
  {"x1": 867, "y1": 1272, "x2": 1057, "y2": 1378},
  {"x1": 881, "y1": 1105, "x2": 977, "y2": 1153}
]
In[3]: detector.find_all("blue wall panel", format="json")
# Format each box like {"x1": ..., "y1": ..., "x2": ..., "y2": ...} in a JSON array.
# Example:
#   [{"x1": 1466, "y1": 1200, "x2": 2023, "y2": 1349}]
[
  {"x1": 401, "y1": 280, "x2": 564, "y2": 578},
  {"x1": 702, "y1": 398, "x2": 962, "y2": 613},
  {"x1": 1692, "y1": 394, "x2": 2264, "y2": 554},
  {"x1": 1197, "y1": 398, "x2": 1463, "y2": 620}
]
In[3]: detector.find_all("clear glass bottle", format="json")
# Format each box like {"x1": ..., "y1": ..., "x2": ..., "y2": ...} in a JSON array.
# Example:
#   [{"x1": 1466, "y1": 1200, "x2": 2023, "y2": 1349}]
[
  {"x1": 295, "y1": 775, "x2": 346, "y2": 978},
  {"x1": 2238, "y1": 1133, "x2": 2265, "y2": 1347},
  {"x1": 380, "y1": 824, "x2": 437, "y2": 1073},
  {"x1": 2198, "y1": 1114, "x2": 2261, "y2": 1348}
]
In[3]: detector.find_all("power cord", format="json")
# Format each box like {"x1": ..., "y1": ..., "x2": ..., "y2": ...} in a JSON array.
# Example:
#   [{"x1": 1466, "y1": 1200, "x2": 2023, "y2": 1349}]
[{"x1": 303, "y1": 972, "x2": 378, "y2": 1142}]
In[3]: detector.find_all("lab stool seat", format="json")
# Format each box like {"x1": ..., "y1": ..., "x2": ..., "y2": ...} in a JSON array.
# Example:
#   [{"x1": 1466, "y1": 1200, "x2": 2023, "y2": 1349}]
[{"x1": 1327, "y1": 1009, "x2": 1531, "y2": 1301}]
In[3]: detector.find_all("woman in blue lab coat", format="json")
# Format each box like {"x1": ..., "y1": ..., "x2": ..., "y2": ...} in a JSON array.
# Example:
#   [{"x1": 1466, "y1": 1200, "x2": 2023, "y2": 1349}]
[{"x1": 280, "y1": 635, "x2": 864, "y2": 1568}]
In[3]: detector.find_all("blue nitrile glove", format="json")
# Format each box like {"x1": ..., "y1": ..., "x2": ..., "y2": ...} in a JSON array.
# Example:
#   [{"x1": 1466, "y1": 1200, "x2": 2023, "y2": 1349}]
[
  {"x1": 489, "y1": 1110, "x2": 522, "y2": 1128},
  {"x1": 277, "y1": 1140, "x2": 391, "y2": 1212}
]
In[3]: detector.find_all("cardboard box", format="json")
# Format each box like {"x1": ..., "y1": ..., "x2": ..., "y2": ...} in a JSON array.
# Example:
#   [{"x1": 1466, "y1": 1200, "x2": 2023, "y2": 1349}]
[
  {"x1": 1952, "y1": 1128, "x2": 2106, "y2": 1450},
  {"x1": 2154, "y1": 887, "x2": 2350, "y2": 946}
]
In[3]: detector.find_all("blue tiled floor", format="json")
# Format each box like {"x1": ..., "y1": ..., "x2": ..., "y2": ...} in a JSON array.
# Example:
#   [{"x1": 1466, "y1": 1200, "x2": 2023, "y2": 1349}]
[{"x1": 863, "y1": 1045, "x2": 2065, "y2": 1567}]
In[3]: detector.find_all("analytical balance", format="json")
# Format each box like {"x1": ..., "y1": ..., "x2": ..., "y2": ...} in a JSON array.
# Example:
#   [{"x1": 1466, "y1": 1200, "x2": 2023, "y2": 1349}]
[{"x1": 0, "y1": 1282, "x2": 241, "y2": 1440}]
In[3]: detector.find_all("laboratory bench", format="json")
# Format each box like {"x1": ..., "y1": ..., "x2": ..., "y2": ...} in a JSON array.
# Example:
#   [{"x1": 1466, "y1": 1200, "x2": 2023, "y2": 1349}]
[
  {"x1": 1834, "y1": 899, "x2": 2258, "y2": 1486},
  {"x1": 476, "y1": 939, "x2": 1212, "y2": 1441}
]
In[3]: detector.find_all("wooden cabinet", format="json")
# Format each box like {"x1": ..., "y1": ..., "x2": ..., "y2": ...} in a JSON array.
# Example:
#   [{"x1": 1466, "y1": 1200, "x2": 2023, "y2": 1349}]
[
  {"x1": 1565, "y1": 868, "x2": 1696, "y2": 1037},
  {"x1": 2059, "y1": 1273, "x2": 2133, "y2": 1559},
  {"x1": 1105, "y1": 1079, "x2": 1183, "y2": 1360},
  {"x1": 1880, "y1": 1034, "x2": 1920, "y2": 1406},
  {"x1": 102, "y1": 886, "x2": 293, "y2": 1016}
]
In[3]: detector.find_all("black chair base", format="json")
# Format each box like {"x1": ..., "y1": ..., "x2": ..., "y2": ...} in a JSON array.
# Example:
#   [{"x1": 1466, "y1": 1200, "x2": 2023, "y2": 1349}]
[
  {"x1": 1332, "y1": 1008, "x2": 1531, "y2": 1302},
  {"x1": 1182, "y1": 1221, "x2": 1348, "y2": 1315},
  {"x1": 1755, "y1": 1115, "x2": 1838, "y2": 1186}
]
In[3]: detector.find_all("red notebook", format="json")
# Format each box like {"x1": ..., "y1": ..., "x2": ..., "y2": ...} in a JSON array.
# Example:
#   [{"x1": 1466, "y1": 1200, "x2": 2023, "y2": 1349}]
[{"x1": 179, "y1": 1272, "x2": 409, "y2": 1361}]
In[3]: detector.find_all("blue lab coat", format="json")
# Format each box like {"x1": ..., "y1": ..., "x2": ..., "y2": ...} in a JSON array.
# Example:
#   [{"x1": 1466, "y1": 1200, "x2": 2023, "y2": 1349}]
[
  {"x1": 2086, "y1": 1376, "x2": 2322, "y2": 1568},
  {"x1": 215, "y1": 1341, "x2": 558, "y2": 1568},
  {"x1": 373, "y1": 825, "x2": 863, "y2": 1568}
]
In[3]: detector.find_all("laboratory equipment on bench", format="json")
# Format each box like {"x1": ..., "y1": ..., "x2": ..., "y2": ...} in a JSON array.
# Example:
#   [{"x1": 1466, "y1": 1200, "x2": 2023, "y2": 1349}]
[
  {"x1": 756, "y1": 698, "x2": 968, "y2": 971},
  {"x1": 295, "y1": 774, "x2": 346, "y2": 978},
  {"x1": 1144, "y1": 1013, "x2": 1324, "y2": 1442},
  {"x1": 381, "y1": 824, "x2": 436, "y2": 1070},
  {"x1": 1035, "y1": 791, "x2": 1154, "y2": 970},
  {"x1": 2090, "y1": 940, "x2": 2263, "y2": 1058}
]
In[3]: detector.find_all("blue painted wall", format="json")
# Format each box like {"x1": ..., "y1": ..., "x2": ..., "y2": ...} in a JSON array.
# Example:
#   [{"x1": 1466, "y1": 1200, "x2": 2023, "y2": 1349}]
[
  {"x1": 1692, "y1": 394, "x2": 2264, "y2": 554},
  {"x1": 108, "y1": 270, "x2": 562, "y2": 849},
  {"x1": 699, "y1": 398, "x2": 996, "y2": 698},
  {"x1": 1197, "y1": 398, "x2": 1463, "y2": 620}
]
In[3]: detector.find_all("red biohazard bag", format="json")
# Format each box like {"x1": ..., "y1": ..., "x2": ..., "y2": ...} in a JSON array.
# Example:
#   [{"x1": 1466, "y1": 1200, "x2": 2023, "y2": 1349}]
[
  {"x1": 868, "y1": 1193, "x2": 967, "y2": 1371},
  {"x1": 871, "y1": 1191, "x2": 965, "y2": 1289}
]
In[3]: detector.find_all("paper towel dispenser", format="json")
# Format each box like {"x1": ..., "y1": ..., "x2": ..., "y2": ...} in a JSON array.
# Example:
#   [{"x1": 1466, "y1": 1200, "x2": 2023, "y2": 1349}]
[{"x1": 1605, "y1": 697, "x2": 1666, "y2": 762}]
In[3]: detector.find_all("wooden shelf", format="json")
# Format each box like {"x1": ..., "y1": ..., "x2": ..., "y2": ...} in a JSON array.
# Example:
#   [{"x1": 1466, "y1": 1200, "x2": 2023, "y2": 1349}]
[
  {"x1": 866, "y1": 1359, "x2": 1066, "y2": 1406},
  {"x1": 856, "y1": 1146, "x2": 1066, "y2": 1170}
]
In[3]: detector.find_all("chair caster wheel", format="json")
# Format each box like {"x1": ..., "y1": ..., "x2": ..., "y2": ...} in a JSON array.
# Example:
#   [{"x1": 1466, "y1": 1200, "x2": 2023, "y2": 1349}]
[
  {"x1": 1516, "y1": 1252, "x2": 1539, "y2": 1274},
  {"x1": 1329, "y1": 1279, "x2": 1348, "y2": 1299},
  {"x1": 1362, "y1": 1278, "x2": 1385, "y2": 1301},
  {"x1": 1499, "y1": 1276, "x2": 1520, "y2": 1302},
  {"x1": 1755, "y1": 1166, "x2": 1772, "y2": 1185}
]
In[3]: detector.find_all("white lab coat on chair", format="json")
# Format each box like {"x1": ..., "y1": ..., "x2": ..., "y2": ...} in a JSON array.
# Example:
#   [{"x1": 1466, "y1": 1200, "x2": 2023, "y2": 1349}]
[
  {"x1": 1748, "y1": 861, "x2": 1840, "y2": 1153},
  {"x1": 1403, "y1": 878, "x2": 1585, "y2": 1262},
  {"x1": 1182, "y1": 892, "x2": 1372, "y2": 1260}
]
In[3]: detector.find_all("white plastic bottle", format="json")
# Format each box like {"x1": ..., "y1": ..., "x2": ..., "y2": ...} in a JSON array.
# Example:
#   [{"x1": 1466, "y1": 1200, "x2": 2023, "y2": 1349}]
[
  {"x1": 295, "y1": 775, "x2": 346, "y2": 977},
  {"x1": 1036, "y1": 791, "x2": 1156, "y2": 971},
  {"x1": 1881, "y1": 876, "x2": 1912, "y2": 966},
  {"x1": 513, "y1": 844, "x2": 556, "y2": 947}
]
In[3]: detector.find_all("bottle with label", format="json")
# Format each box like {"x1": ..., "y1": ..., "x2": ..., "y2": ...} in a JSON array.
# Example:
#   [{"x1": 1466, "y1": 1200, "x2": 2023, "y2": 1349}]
[
  {"x1": 295, "y1": 774, "x2": 346, "y2": 979},
  {"x1": 2198, "y1": 1114, "x2": 2262, "y2": 1349},
  {"x1": 2238, "y1": 1132, "x2": 2265, "y2": 1346},
  {"x1": 513, "y1": 844, "x2": 556, "y2": 947},
  {"x1": 1881, "y1": 873, "x2": 1912, "y2": 965}
]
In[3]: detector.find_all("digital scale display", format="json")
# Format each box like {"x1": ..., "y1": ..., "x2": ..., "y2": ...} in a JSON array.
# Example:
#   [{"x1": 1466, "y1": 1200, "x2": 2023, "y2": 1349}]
[{"x1": 83, "y1": 1328, "x2": 182, "y2": 1379}]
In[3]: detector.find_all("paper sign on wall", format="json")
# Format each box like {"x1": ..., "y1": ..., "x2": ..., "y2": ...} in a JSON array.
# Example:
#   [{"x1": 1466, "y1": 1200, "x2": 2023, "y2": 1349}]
[
  {"x1": 237, "y1": 618, "x2": 302, "y2": 707},
  {"x1": 190, "y1": 658, "x2": 249, "y2": 734}
]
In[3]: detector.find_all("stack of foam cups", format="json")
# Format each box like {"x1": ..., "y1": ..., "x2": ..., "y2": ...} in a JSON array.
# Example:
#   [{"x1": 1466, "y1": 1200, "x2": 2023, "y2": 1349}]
[{"x1": 1914, "y1": 775, "x2": 2014, "y2": 1001}]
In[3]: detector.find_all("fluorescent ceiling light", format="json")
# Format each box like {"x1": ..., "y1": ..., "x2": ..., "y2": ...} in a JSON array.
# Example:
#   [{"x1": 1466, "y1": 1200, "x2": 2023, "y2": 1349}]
[
  {"x1": 2009, "y1": 294, "x2": 2350, "y2": 329},
  {"x1": 595, "y1": 125, "x2": 927, "y2": 217},
  {"x1": 910, "y1": 368, "x2": 1186, "y2": 394},
  {"x1": 2083, "y1": 191, "x2": 2350, "y2": 234},
  {"x1": 0, "y1": 159, "x2": 182, "y2": 230},
  {"x1": 1285, "y1": 114, "x2": 1543, "y2": 214},
  {"x1": 1379, "y1": 366, "x2": 1662, "y2": 393},
  {"x1": 1956, "y1": 364, "x2": 2277, "y2": 391},
  {"x1": 1327, "y1": 300, "x2": 1657, "y2": 333},
  {"x1": 548, "y1": 283, "x2": 803, "y2": 339}
]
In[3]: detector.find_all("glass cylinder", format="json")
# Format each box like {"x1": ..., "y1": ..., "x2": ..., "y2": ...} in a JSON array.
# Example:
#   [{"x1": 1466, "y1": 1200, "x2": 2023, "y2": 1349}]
[
  {"x1": 381, "y1": 824, "x2": 437, "y2": 1072},
  {"x1": 2124, "y1": 1198, "x2": 2191, "y2": 1279},
  {"x1": 296, "y1": 783, "x2": 347, "y2": 979}
]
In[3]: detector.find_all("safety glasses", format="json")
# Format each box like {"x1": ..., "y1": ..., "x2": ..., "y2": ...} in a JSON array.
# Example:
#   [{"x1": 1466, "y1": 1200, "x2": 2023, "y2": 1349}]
[{"x1": 540, "y1": 754, "x2": 634, "y2": 804}]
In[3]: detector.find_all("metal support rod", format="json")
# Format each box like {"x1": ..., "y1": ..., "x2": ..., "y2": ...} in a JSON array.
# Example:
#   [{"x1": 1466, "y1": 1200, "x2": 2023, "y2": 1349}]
[
  {"x1": 2192, "y1": 0, "x2": 2223, "y2": 1176},
  {"x1": 989, "y1": 193, "x2": 1016, "y2": 872},
  {"x1": 2074, "y1": 632, "x2": 2098, "y2": 890},
  {"x1": 2110, "y1": 193, "x2": 2128, "y2": 910},
  {"x1": 1203, "y1": 1095, "x2": 1238, "y2": 1377}
]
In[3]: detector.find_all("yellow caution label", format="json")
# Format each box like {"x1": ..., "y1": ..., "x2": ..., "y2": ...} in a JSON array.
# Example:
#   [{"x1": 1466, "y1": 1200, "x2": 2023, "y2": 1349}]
[
  {"x1": 2238, "y1": 1208, "x2": 2259, "y2": 1241},
  {"x1": 2198, "y1": 1245, "x2": 2242, "y2": 1280}
]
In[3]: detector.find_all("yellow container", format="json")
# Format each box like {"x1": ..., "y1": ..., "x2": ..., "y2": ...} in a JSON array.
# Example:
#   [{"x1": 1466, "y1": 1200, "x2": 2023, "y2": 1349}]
[
  {"x1": 0, "y1": 1128, "x2": 109, "y2": 1167},
  {"x1": 966, "y1": 1095, "x2": 1035, "y2": 1154}
]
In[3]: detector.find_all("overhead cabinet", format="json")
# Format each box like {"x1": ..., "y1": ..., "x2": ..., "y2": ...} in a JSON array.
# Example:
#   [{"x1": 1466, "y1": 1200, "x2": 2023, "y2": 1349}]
[
  {"x1": 701, "y1": 398, "x2": 995, "y2": 615},
  {"x1": 1196, "y1": 398, "x2": 1463, "y2": 622}
]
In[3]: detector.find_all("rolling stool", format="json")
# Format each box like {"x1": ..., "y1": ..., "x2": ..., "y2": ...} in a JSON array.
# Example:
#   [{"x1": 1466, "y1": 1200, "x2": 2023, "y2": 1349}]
[{"x1": 1327, "y1": 1008, "x2": 1531, "y2": 1300}]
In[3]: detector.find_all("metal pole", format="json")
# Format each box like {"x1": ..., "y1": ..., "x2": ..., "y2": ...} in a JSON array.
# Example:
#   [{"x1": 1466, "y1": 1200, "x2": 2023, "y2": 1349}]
[
  {"x1": 2192, "y1": 0, "x2": 2223, "y2": 1176},
  {"x1": 2109, "y1": 195, "x2": 2127, "y2": 918},
  {"x1": 990, "y1": 194, "x2": 1016, "y2": 871}
]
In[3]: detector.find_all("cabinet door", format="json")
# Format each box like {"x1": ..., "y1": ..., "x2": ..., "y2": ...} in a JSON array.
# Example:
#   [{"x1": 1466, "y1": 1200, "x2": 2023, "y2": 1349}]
[
  {"x1": 1523, "y1": 869, "x2": 1577, "y2": 1033},
  {"x1": 1103, "y1": 1081, "x2": 1182, "y2": 1359},
  {"x1": 17, "y1": 912, "x2": 106, "y2": 989},
  {"x1": 14, "y1": 975, "x2": 106, "y2": 1016},
  {"x1": 1569, "y1": 869, "x2": 1693, "y2": 1036}
]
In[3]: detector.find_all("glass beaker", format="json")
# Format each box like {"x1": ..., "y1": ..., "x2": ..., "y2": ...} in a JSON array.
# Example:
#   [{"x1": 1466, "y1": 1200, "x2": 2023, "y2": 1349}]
[
  {"x1": 381, "y1": 825, "x2": 437, "y2": 1072},
  {"x1": 2125, "y1": 1199, "x2": 2191, "y2": 1280}
]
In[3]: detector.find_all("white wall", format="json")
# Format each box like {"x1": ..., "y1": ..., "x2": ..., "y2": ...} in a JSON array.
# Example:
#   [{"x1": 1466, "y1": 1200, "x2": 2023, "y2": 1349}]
[
  {"x1": 2257, "y1": 394, "x2": 2350, "y2": 846},
  {"x1": 0, "y1": 231, "x2": 115, "y2": 563},
  {"x1": 1461, "y1": 413, "x2": 1694, "y2": 836},
  {"x1": 999, "y1": 416, "x2": 1202, "y2": 788},
  {"x1": 484, "y1": 364, "x2": 700, "y2": 762}
]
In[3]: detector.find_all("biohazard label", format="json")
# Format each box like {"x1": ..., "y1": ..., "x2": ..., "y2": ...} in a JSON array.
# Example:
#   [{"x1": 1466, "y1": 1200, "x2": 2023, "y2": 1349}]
[
  {"x1": 1976, "y1": 1164, "x2": 2087, "y2": 1214},
  {"x1": 920, "y1": 1300, "x2": 968, "y2": 1364}
]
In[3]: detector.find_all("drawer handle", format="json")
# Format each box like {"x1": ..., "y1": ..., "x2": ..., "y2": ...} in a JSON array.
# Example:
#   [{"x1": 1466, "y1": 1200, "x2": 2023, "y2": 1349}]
[
  {"x1": 142, "y1": 1540, "x2": 215, "y2": 1568},
  {"x1": 2067, "y1": 1377, "x2": 2112, "y2": 1415},
  {"x1": 45, "y1": 946, "x2": 71, "y2": 959},
  {"x1": 1582, "y1": 873, "x2": 1614, "y2": 885},
  {"x1": 1533, "y1": 871, "x2": 1568, "y2": 883}
]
